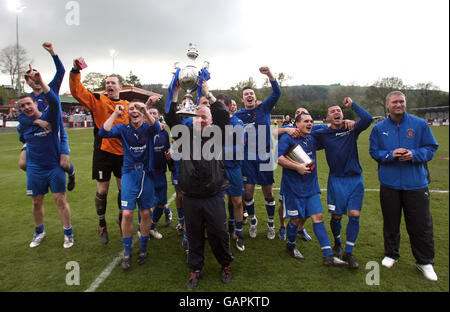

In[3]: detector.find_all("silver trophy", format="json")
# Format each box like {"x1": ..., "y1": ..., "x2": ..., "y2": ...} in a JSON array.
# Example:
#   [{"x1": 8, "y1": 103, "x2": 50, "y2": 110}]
[
  {"x1": 174, "y1": 43, "x2": 209, "y2": 116},
  {"x1": 286, "y1": 144, "x2": 315, "y2": 170}
]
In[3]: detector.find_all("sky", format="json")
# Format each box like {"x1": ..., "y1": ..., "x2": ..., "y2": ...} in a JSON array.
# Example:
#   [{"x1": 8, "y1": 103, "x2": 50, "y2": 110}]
[{"x1": 0, "y1": 0, "x2": 449, "y2": 95}]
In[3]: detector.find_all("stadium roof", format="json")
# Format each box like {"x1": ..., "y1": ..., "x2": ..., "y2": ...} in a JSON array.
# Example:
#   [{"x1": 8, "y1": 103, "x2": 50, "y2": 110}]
[
  {"x1": 60, "y1": 95, "x2": 80, "y2": 104},
  {"x1": 410, "y1": 106, "x2": 449, "y2": 113},
  {"x1": 93, "y1": 86, "x2": 163, "y2": 102}
]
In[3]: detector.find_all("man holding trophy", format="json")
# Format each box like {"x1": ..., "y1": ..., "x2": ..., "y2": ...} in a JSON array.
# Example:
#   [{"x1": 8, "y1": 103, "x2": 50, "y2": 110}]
[
  {"x1": 277, "y1": 112, "x2": 348, "y2": 267},
  {"x1": 165, "y1": 44, "x2": 234, "y2": 290}
]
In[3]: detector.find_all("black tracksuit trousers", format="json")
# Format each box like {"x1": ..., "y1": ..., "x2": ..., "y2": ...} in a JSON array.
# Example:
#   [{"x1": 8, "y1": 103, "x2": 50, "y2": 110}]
[
  {"x1": 379, "y1": 185, "x2": 435, "y2": 265},
  {"x1": 184, "y1": 193, "x2": 234, "y2": 271}
]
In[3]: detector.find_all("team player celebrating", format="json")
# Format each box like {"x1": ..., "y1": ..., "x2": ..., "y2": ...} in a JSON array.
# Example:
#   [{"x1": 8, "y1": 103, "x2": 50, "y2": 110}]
[
  {"x1": 18, "y1": 42, "x2": 76, "y2": 191},
  {"x1": 311, "y1": 97, "x2": 373, "y2": 269},
  {"x1": 234, "y1": 66, "x2": 281, "y2": 239},
  {"x1": 18, "y1": 67, "x2": 74, "y2": 249},
  {"x1": 277, "y1": 112, "x2": 347, "y2": 266},
  {"x1": 216, "y1": 93, "x2": 246, "y2": 252},
  {"x1": 147, "y1": 106, "x2": 173, "y2": 238},
  {"x1": 70, "y1": 58, "x2": 129, "y2": 244},
  {"x1": 98, "y1": 100, "x2": 160, "y2": 270}
]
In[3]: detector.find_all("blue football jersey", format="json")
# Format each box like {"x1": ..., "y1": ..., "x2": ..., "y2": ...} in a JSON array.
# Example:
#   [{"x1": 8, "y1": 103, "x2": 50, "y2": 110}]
[
  {"x1": 98, "y1": 120, "x2": 161, "y2": 174},
  {"x1": 21, "y1": 90, "x2": 62, "y2": 170},
  {"x1": 277, "y1": 133, "x2": 322, "y2": 198},
  {"x1": 234, "y1": 80, "x2": 281, "y2": 161}
]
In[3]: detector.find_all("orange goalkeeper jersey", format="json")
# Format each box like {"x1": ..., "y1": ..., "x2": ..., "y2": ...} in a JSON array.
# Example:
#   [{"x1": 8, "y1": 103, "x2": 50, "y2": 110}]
[{"x1": 69, "y1": 71, "x2": 129, "y2": 156}]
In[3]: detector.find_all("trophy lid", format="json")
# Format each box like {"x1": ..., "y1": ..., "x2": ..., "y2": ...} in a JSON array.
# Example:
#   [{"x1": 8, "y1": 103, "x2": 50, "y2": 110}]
[{"x1": 186, "y1": 43, "x2": 199, "y2": 60}]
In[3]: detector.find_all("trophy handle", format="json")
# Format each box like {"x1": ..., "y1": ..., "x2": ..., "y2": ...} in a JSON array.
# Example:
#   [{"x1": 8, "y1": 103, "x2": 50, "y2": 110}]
[{"x1": 203, "y1": 61, "x2": 210, "y2": 70}]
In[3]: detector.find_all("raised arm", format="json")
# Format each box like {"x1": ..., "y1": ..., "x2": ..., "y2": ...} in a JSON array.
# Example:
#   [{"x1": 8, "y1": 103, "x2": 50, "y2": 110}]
[
  {"x1": 43, "y1": 42, "x2": 65, "y2": 94},
  {"x1": 25, "y1": 67, "x2": 61, "y2": 129},
  {"x1": 164, "y1": 82, "x2": 183, "y2": 129},
  {"x1": 343, "y1": 97, "x2": 373, "y2": 134},
  {"x1": 69, "y1": 57, "x2": 98, "y2": 109},
  {"x1": 260, "y1": 66, "x2": 281, "y2": 113},
  {"x1": 103, "y1": 105, "x2": 124, "y2": 132}
]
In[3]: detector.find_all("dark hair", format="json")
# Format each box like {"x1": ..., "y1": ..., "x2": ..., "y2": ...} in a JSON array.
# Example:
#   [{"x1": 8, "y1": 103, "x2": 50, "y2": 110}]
[
  {"x1": 242, "y1": 86, "x2": 253, "y2": 93},
  {"x1": 19, "y1": 94, "x2": 34, "y2": 101},
  {"x1": 147, "y1": 106, "x2": 160, "y2": 114},
  {"x1": 130, "y1": 98, "x2": 144, "y2": 104},
  {"x1": 294, "y1": 112, "x2": 311, "y2": 123},
  {"x1": 215, "y1": 93, "x2": 231, "y2": 106},
  {"x1": 16, "y1": 95, "x2": 34, "y2": 107},
  {"x1": 107, "y1": 74, "x2": 122, "y2": 85}
]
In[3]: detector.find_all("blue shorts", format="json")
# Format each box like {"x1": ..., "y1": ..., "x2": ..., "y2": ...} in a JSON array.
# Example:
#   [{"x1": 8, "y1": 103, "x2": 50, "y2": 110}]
[
  {"x1": 327, "y1": 175, "x2": 364, "y2": 215},
  {"x1": 281, "y1": 193, "x2": 323, "y2": 220},
  {"x1": 242, "y1": 159, "x2": 274, "y2": 186},
  {"x1": 121, "y1": 169, "x2": 156, "y2": 211},
  {"x1": 153, "y1": 171, "x2": 168, "y2": 206},
  {"x1": 224, "y1": 166, "x2": 245, "y2": 197},
  {"x1": 26, "y1": 166, "x2": 66, "y2": 196}
]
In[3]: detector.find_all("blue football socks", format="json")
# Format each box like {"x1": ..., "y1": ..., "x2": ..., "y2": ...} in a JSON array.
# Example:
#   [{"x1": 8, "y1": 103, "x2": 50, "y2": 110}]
[
  {"x1": 286, "y1": 221, "x2": 299, "y2": 248},
  {"x1": 122, "y1": 236, "x2": 133, "y2": 255},
  {"x1": 330, "y1": 216, "x2": 342, "y2": 245},
  {"x1": 313, "y1": 222, "x2": 333, "y2": 258},
  {"x1": 35, "y1": 224, "x2": 45, "y2": 234},
  {"x1": 345, "y1": 215, "x2": 360, "y2": 254},
  {"x1": 265, "y1": 197, "x2": 276, "y2": 228}
]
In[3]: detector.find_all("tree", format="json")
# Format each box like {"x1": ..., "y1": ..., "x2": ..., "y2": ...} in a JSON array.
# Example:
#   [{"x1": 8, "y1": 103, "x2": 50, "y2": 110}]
[
  {"x1": 263, "y1": 72, "x2": 292, "y2": 88},
  {"x1": 413, "y1": 82, "x2": 440, "y2": 107},
  {"x1": 229, "y1": 76, "x2": 258, "y2": 101},
  {"x1": 0, "y1": 44, "x2": 32, "y2": 90},
  {"x1": 82, "y1": 72, "x2": 107, "y2": 91},
  {"x1": 365, "y1": 77, "x2": 406, "y2": 116},
  {"x1": 125, "y1": 71, "x2": 142, "y2": 88}
]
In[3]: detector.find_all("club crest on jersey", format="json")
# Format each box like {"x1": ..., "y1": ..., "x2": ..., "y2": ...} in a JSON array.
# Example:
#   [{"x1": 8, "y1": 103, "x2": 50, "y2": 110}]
[{"x1": 407, "y1": 128, "x2": 415, "y2": 138}]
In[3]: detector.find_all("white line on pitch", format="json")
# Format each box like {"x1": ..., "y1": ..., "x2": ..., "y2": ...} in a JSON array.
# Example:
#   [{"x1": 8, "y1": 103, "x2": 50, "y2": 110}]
[
  {"x1": 85, "y1": 192, "x2": 177, "y2": 292},
  {"x1": 256, "y1": 187, "x2": 448, "y2": 193}
]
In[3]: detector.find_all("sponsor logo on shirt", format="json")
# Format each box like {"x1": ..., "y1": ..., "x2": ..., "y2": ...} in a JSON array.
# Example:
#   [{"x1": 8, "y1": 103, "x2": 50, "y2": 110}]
[
  {"x1": 130, "y1": 145, "x2": 146, "y2": 153},
  {"x1": 407, "y1": 128, "x2": 415, "y2": 138},
  {"x1": 34, "y1": 131, "x2": 49, "y2": 137},
  {"x1": 335, "y1": 131, "x2": 351, "y2": 137}
]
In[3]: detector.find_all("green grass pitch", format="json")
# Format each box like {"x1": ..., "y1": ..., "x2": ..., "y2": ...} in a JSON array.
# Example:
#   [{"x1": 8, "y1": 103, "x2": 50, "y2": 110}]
[{"x1": 0, "y1": 125, "x2": 447, "y2": 292}]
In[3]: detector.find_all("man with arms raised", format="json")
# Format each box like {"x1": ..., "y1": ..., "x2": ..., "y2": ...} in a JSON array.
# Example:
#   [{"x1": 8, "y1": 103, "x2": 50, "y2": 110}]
[
  {"x1": 70, "y1": 58, "x2": 129, "y2": 244},
  {"x1": 18, "y1": 67, "x2": 74, "y2": 249},
  {"x1": 277, "y1": 112, "x2": 347, "y2": 266},
  {"x1": 234, "y1": 66, "x2": 281, "y2": 240},
  {"x1": 99, "y1": 100, "x2": 160, "y2": 270},
  {"x1": 18, "y1": 42, "x2": 75, "y2": 191},
  {"x1": 311, "y1": 97, "x2": 373, "y2": 269}
]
